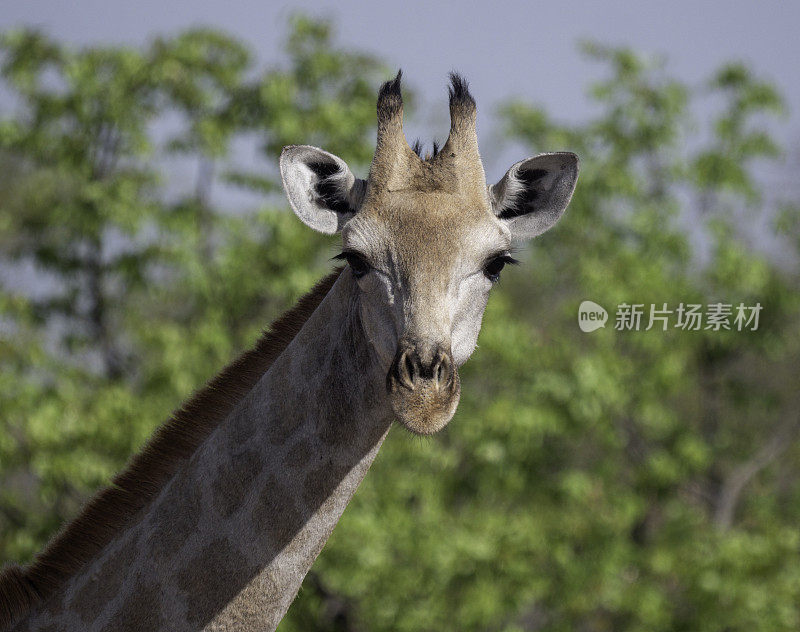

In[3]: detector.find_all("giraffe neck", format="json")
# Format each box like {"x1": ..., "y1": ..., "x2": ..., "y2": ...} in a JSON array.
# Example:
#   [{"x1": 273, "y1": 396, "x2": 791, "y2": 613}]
[{"x1": 18, "y1": 271, "x2": 394, "y2": 632}]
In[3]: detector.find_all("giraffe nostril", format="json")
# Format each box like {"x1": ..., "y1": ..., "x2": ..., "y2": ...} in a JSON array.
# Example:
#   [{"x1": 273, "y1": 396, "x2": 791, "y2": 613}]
[
  {"x1": 434, "y1": 352, "x2": 452, "y2": 390},
  {"x1": 394, "y1": 349, "x2": 416, "y2": 390},
  {"x1": 404, "y1": 352, "x2": 415, "y2": 381},
  {"x1": 390, "y1": 344, "x2": 455, "y2": 393},
  {"x1": 434, "y1": 360, "x2": 444, "y2": 388}
]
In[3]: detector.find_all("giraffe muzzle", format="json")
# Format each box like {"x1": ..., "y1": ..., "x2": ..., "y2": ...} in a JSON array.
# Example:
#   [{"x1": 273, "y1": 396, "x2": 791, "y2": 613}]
[{"x1": 386, "y1": 341, "x2": 461, "y2": 435}]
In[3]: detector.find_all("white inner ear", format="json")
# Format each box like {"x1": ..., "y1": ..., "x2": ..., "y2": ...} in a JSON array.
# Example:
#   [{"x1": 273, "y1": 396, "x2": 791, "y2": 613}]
[
  {"x1": 490, "y1": 152, "x2": 579, "y2": 241},
  {"x1": 280, "y1": 145, "x2": 364, "y2": 235},
  {"x1": 492, "y1": 162, "x2": 551, "y2": 219}
]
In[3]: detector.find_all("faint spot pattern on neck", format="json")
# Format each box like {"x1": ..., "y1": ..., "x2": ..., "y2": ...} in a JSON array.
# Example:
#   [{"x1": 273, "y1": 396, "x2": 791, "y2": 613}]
[{"x1": 0, "y1": 269, "x2": 342, "y2": 631}]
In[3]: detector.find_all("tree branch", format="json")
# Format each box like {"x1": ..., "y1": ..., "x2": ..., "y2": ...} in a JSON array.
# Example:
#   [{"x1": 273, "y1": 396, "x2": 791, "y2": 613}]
[{"x1": 714, "y1": 413, "x2": 800, "y2": 530}]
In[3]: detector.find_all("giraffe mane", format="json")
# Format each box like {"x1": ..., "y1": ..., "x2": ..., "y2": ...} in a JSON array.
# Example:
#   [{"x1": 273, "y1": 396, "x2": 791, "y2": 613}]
[{"x1": 0, "y1": 268, "x2": 342, "y2": 630}]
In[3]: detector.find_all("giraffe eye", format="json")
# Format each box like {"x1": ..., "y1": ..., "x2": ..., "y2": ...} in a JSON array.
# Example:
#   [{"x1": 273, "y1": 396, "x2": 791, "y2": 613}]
[
  {"x1": 334, "y1": 251, "x2": 371, "y2": 279},
  {"x1": 483, "y1": 254, "x2": 519, "y2": 282}
]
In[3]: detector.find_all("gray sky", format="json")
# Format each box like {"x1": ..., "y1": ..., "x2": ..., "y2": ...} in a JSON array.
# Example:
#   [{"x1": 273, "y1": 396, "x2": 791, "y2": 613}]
[{"x1": 3, "y1": 0, "x2": 799, "y2": 184}]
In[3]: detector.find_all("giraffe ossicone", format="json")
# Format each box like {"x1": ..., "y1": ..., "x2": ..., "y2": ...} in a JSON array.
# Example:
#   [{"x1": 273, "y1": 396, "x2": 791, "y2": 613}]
[{"x1": 0, "y1": 72, "x2": 578, "y2": 632}]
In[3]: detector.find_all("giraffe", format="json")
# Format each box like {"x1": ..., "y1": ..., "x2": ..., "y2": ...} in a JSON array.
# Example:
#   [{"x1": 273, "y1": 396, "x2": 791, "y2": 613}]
[{"x1": 0, "y1": 71, "x2": 578, "y2": 631}]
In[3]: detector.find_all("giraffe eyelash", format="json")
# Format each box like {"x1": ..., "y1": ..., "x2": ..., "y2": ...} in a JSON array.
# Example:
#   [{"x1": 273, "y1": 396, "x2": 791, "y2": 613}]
[{"x1": 332, "y1": 251, "x2": 371, "y2": 278}]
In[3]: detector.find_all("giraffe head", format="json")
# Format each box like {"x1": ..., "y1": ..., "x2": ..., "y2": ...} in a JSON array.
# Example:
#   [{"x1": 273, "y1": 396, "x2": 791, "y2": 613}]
[{"x1": 281, "y1": 72, "x2": 578, "y2": 434}]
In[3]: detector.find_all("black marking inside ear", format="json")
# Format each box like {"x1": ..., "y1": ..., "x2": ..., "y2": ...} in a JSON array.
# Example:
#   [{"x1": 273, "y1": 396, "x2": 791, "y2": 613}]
[
  {"x1": 497, "y1": 168, "x2": 549, "y2": 219},
  {"x1": 411, "y1": 139, "x2": 423, "y2": 157},
  {"x1": 377, "y1": 70, "x2": 403, "y2": 122},
  {"x1": 307, "y1": 161, "x2": 354, "y2": 216},
  {"x1": 448, "y1": 72, "x2": 475, "y2": 110},
  {"x1": 518, "y1": 168, "x2": 548, "y2": 185}
]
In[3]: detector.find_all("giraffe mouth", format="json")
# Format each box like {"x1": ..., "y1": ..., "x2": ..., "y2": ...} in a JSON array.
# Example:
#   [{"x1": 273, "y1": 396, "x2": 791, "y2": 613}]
[{"x1": 385, "y1": 342, "x2": 461, "y2": 435}]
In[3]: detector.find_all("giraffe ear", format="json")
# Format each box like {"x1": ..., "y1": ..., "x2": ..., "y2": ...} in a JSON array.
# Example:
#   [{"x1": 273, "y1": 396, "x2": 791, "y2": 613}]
[
  {"x1": 280, "y1": 145, "x2": 367, "y2": 234},
  {"x1": 489, "y1": 152, "x2": 579, "y2": 241}
]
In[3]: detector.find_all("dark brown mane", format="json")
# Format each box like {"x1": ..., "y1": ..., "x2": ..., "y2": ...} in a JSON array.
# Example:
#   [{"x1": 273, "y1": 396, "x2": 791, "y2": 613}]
[{"x1": 0, "y1": 269, "x2": 342, "y2": 630}]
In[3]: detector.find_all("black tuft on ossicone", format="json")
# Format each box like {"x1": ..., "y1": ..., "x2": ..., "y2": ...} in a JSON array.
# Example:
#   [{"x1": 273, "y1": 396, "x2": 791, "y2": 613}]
[
  {"x1": 447, "y1": 72, "x2": 475, "y2": 110},
  {"x1": 377, "y1": 70, "x2": 403, "y2": 122},
  {"x1": 380, "y1": 69, "x2": 402, "y2": 98}
]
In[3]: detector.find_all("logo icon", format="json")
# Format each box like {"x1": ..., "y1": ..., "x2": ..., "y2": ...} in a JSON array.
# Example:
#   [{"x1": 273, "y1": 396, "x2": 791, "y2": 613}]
[{"x1": 578, "y1": 300, "x2": 608, "y2": 332}]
